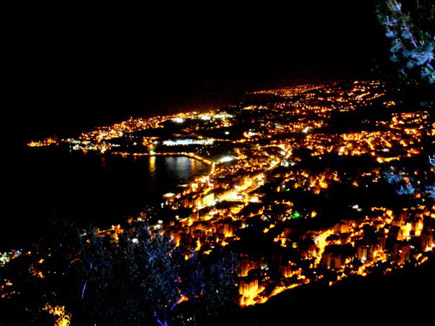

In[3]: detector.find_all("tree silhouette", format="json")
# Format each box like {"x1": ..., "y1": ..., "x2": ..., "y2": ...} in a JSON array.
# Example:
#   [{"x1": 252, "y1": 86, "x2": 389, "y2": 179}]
[
  {"x1": 376, "y1": 0, "x2": 435, "y2": 84},
  {"x1": 0, "y1": 219, "x2": 237, "y2": 326}
]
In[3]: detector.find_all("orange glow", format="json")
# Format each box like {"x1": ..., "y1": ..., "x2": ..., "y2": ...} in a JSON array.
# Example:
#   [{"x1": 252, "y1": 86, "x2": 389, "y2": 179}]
[
  {"x1": 239, "y1": 279, "x2": 264, "y2": 307},
  {"x1": 44, "y1": 305, "x2": 70, "y2": 326},
  {"x1": 195, "y1": 239, "x2": 201, "y2": 251},
  {"x1": 313, "y1": 229, "x2": 334, "y2": 266},
  {"x1": 22, "y1": 80, "x2": 435, "y2": 311}
]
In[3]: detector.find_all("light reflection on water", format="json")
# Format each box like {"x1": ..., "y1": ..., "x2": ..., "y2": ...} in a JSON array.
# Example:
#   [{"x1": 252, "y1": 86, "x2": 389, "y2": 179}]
[
  {"x1": 149, "y1": 155, "x2": 156, "y2": 174},
  {"x1": 165, "y1": 156, "x2": 193, "y2": 181},
  {"x1": 10, "y1": 151, "x2": 210, "y2": 247}
]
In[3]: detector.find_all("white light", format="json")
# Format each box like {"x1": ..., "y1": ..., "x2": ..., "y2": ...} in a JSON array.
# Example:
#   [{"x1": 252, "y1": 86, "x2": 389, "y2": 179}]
[
  {"x1": 229, "y1": 193, "x2": 243, "y2": 201},
  {"x1": 219, "y1": 156, "x2": 234, "y2": 163},
  {"x1": 163, "y1": 138, "x2": 214, "y2": 146},
  {"x1": 172, "y1": 117, "x2": 185, "y2": 123},
  {"x1": 302, "y1": 126, "x2": 310, "y2": 133},
  {"x1": 132, "y1": 238, "x2": 138, "y2": 244},
  {"x1": 163, "y1": 192, "x2": 175, "y2": 198},
  {"x1": 216, "y1": 113, "x2": 233, "y2": 119}
]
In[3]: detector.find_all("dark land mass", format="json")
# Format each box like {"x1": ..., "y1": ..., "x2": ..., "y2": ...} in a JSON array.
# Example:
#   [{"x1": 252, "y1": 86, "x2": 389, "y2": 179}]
[{"x1": 211, "y1": 251, "x2": 435, "y2": 325}]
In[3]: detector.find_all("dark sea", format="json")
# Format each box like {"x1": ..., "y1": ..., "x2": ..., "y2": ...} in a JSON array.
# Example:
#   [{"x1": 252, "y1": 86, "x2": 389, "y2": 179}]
[
  {"x1": 2, "y1": 148, "x2": 209, "y2": 249},
  {"x1": 9, "y1": 82, "x2": 244, "y2": 251}
]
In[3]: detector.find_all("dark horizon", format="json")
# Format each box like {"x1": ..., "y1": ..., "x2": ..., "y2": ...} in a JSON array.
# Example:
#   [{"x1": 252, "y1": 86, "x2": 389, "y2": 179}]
[
  {"x1": 3, "y1": 2, "x2": 435, "y2": 322},
  {"x1": 8, "y1": 0, "x2": 387, "y2": 143}
]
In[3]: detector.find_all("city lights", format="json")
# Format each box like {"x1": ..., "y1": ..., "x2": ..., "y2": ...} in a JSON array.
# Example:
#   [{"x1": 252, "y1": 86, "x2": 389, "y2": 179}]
[{"x1": 22, "y1": 79, "x2": 435, "y2": 311}]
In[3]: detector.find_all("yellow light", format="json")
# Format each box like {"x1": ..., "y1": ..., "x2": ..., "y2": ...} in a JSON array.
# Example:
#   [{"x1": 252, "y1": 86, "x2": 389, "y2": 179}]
[{"x1": 44, "y1": 305, "x2": 70, "y2": 326}]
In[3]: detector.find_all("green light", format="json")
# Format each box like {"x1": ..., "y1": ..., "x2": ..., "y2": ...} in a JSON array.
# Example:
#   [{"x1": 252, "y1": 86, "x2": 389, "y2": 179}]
[{"x1": 292, "y1": 211, "x2": 301, "y2": 219}]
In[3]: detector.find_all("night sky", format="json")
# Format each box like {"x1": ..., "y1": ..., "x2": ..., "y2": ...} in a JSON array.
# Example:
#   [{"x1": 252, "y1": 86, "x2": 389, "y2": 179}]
[
  {"x1": 8, "y1": 0, "x2": 387, "y2": 143},
  {"x1": 4, "y1": 2, "x2": 435, "y2": 315}
]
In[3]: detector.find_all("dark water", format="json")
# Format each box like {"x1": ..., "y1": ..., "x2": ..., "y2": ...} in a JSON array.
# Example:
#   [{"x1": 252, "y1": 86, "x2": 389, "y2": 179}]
[{"x1": 2, "y1": 149, "x2": 209, "y2": 249}]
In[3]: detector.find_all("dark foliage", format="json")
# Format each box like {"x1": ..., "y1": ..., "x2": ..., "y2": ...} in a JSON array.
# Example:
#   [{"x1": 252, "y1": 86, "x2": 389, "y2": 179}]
[
  {"x1": 376, "y1": 0, "x2": 435, "y2": 85},
  {"x1": 0, "y1": 220, "x2": 237, "y2": 326}
]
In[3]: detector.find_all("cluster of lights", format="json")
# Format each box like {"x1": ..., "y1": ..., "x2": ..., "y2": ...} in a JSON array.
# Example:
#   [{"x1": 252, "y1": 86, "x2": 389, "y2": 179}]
[
  {"x1": 21, "y1": 79, "x2": 435, "y2": 312},
  {"x1": 162, "y1": 138, "x2": 214, "y2": 146}
]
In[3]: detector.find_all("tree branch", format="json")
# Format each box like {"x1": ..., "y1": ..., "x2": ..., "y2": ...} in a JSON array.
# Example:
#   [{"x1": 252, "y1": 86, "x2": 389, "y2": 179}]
[
  {"x1": 170, "y1": 294, "x2": 185, "y2": 311},
  {"x1": 153, "y1": 310, "x2": 168, "y2": 326},
  {"x1": 81, "y1": 261, "x2": 92, "y2": 300}
]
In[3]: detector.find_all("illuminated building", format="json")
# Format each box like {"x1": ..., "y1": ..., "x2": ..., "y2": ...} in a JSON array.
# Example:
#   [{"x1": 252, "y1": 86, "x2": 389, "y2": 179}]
[{"x1": 22, "y1": 79, "x2": 435, "y2": 309}]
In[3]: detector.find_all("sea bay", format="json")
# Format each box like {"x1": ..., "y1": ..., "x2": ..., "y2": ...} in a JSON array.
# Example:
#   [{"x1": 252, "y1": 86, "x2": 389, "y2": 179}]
[{"x1": 2, "y1": 149, "x2": 209, "y2": 249}]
